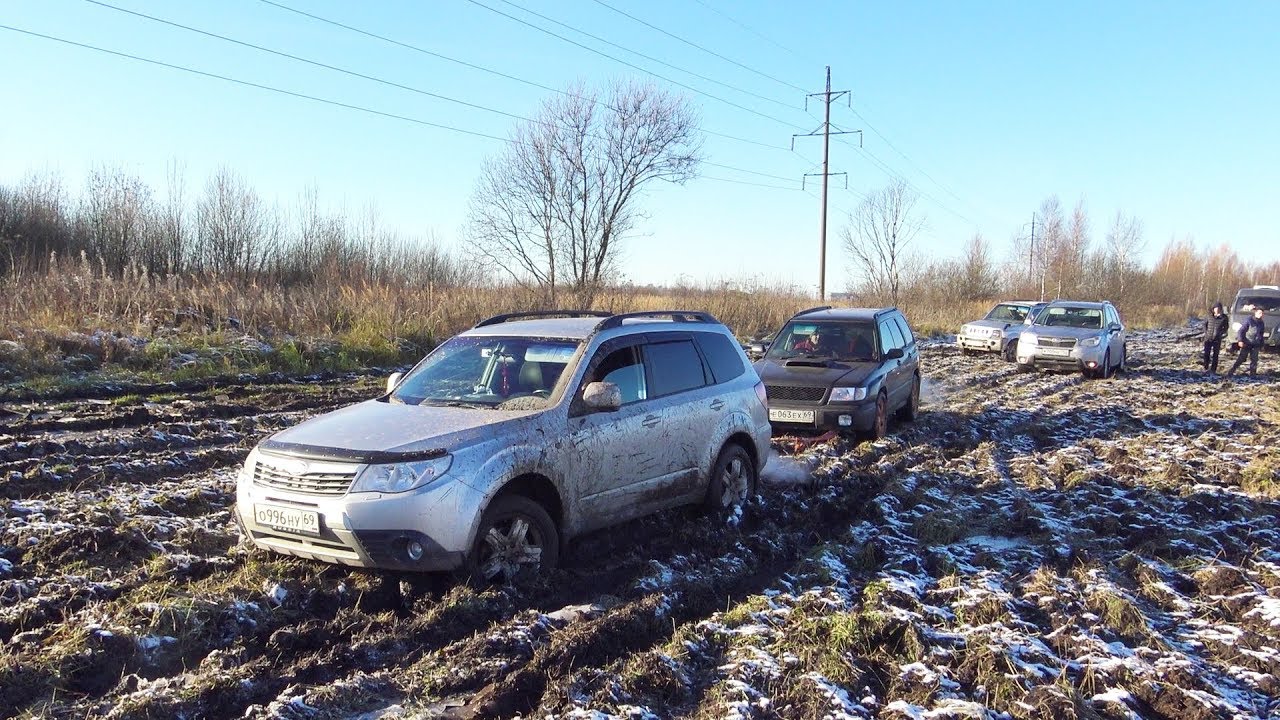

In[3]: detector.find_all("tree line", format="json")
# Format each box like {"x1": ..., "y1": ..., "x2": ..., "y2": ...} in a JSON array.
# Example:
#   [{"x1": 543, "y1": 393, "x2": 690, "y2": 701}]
[{"x1": 843, "y1": 181, "x2": 1279, "y2": 317}]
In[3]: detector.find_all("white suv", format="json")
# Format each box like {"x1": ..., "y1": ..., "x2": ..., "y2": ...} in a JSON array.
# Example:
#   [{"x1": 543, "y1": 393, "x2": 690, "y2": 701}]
[{"x1": 235, "y1": 311, "x2": 771, "y2": 582}]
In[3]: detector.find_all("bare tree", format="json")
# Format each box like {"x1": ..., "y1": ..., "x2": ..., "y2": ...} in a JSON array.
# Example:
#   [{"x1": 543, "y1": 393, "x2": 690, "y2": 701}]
[
  {"x1": 958, "y1": 232, "x2": 999, "y2": 300},
  {"x1": 841, "y1": 179, "x2": 924, "y2": 307},
  {"x1": 466, "y1": 80, "x2": 701, "y2": 306},
  {"x1": 196, "y1": 167, "x2": 267, "y2": 276},
  {"x1": 1103, "y1": 210, "x2": 1144, "y2": 301}
]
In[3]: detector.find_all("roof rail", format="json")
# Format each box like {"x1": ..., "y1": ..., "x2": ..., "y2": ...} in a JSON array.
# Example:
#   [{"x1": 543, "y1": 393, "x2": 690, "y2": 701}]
[
  {"x1": 595, "y1": 310, "x2": 720, "y2": 331},
  {"x1": 789, "y1": 305, "x2": 833, "y2": 319},
  {"x1": 473, "y1": 310, "x2": 611, "y2": 328}
]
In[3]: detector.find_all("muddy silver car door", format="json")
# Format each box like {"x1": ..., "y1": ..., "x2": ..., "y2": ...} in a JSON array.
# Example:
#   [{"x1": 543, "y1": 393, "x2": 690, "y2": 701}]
[
  {"x1": 635, "y1": 333, "x2": 715, "y2": 506},
  {"x1": 560, "y1": 338, "x2": 668, "y2": 533}
]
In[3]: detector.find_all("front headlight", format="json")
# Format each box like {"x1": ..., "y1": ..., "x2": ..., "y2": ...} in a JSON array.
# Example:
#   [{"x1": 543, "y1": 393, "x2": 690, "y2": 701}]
[
  {"x1": 830, "y1": 387, "x2": 868, "y2": 402},
  {"x1": 351, "y1": 455, "x2": 453, "y2": 494},
  {"x1": 1080, "y1": 337, "x2": 1101, "y2": 347},
  {"x1": 238, "y1": 448, "x2": 261, "y2": 484},
  {"x1": 1021, "y1": 333, "x2": 1038, "y2": 345},
  {"x1": 990, "y1": 328, "x2": 1002, "y2": 337}
]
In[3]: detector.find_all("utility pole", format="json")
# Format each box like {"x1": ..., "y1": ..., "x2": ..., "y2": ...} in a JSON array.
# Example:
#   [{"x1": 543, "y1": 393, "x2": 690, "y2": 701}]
[{"x1": 793, "y1": 67, "x2": 857, "y2": 302}]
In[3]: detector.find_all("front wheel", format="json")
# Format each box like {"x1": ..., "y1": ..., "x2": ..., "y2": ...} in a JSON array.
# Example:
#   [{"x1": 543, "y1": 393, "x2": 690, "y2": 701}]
[
  {"x1": 705, "y1": 444, "x2": 757, "y2": 515},
  {"x1": 868, "y1": 392, "x2": 889, "y2": 440},
  {"x1": 897, "y1": 375, "x2": 920, "y2": 421},
  {"x1": 1003, "y1": 341, "x2": 1018, "y2": 363},
  {"x1": 465, "y1": 495, "x2": 558, "y2": 585}
]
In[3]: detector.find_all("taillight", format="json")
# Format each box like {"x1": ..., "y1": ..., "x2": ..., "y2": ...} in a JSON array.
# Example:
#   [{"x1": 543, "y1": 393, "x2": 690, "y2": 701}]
[{"x1": 754, "y1": 381, "x2": 768, "y2": 407}]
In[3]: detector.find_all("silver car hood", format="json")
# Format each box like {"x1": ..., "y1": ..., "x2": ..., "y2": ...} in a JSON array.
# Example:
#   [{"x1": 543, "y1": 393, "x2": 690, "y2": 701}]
[
  {"x1": 1028, "y1": 326, "x2": 1103, "y2": 340},
  {"x1": 263, "y1": 399, "x2": 543, "y2": 457}
]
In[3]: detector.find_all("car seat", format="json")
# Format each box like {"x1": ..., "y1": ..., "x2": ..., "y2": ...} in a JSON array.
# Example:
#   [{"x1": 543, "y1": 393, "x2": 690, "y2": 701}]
[{"x1": 518, "y1": 361, "x2": 546, "y2": 394}]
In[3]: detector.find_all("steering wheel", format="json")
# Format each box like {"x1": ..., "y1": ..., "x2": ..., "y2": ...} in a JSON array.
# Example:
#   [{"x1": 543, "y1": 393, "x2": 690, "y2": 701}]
[{"x1": 531, "y1": 389, "x2": 551, "y2": 398}]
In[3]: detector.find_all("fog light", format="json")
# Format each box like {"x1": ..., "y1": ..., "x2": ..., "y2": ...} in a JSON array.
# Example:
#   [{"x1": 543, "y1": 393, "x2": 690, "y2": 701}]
[
  {"x1": 1086, "y1": 362, "x2": 1097, "y2": 368},
  {"x1": 838, "y1": 415, "x2": 853, "y2": 427},
  {"x1": 406, "y1": 540, "x2": 424, "y2": 561}
]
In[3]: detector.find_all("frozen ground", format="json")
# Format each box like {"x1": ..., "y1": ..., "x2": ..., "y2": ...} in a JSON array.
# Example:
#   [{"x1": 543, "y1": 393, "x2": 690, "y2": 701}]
[{"x1": 1, "y1": 331, "x2": 1278, "y2": 719}]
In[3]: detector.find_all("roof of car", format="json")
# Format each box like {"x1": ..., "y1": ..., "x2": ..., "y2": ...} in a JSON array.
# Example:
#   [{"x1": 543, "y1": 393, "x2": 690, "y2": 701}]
[
  {"x1": 461, "y1": 316, "x2": 723, "y2": 340},
  {"x1": 1044, "y1": 300, "x2": 1107, "y2": 310},
  {"x1": 793, "y1": 307, "x2": 893, "y2": 322},
  {"x1": 997, "y1": 300, "x2": 1044, "y2": 306},
  {"x1": 1237, "y1": 286, "x2": 1280, "y2": 296}
]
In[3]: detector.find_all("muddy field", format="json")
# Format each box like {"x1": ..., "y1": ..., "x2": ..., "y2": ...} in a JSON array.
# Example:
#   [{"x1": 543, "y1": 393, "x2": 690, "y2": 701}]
[{"x1": 2, "y1": 332, "x2": 1278, "y2": 719}]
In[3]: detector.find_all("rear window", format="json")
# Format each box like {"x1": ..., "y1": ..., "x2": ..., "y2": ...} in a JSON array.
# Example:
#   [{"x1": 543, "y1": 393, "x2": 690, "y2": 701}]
[
  {"x1": 644, "y1": 340, "x2": 708, "y2": 397},
  {"x1": 1235, "y1": 295, "x2": 1280, "y2": 313},
  {"x1": 695, "y1": 332, "x2": 745, "y2": 384}
]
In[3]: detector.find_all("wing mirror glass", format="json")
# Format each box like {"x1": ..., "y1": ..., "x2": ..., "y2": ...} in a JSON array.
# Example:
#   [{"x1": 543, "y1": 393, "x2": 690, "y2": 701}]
[
  {"x1": 582, "y1": 381, "x2": 622, "y2": 411},
  {"x1": 885, "y1": 347, "x2": 905, "y2": 360}
]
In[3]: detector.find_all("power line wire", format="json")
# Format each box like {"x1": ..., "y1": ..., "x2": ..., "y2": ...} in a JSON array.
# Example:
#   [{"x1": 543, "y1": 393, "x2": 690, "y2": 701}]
[
  {"x1": 1, "y1": 24, "x2": 803, "y2": 195},
  {"x1": 588, "y1": 0, "x2": 808, "y2": 94},
  {"x1": 496, "y1": 0, "x2": 798, "y2": 112},
  {"x1": 847, "y1": 107, "x2": 972, "y2": 210},
  {"x1": 837, "y1": 136, "x2": 974, "y2": 224},
  {"x1": 0, "y1": 24, "x2": 511, "y2": 142},
  {"x1": 462, "y1": 0, "x2": 803, "y2": 130},
  {"x1": 258, "y1": 0, "x2": 792, "y2": 153},
  {"x1": 690, "y1": 0, "x2": 814, "y2": 65},
  {"x1": 704, "y1": 175, "x2": 802, "y2": 191},
  {"x1": 83, "y1": 1, "x2": 799, "y2": 182}
]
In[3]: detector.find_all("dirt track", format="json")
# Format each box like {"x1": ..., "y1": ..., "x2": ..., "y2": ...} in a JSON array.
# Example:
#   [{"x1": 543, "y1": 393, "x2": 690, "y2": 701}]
[{"x1": 2, "y1": 332, "x2": 1278, "y2": 719}]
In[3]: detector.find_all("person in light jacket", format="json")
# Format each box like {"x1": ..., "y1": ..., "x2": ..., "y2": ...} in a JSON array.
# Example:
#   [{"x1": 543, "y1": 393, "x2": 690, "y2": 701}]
[
  {"x1": 1225, "y1": 306, "x2": 1267, "y2": 378},
  {"x1": 1202, "y1": 302, "x2": 1229, "y2": 375}
]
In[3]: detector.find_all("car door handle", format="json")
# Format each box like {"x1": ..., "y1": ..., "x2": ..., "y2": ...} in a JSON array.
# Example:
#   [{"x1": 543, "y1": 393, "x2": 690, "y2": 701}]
[
  {"x1": 642, "y1": 414, "x2": 661, "y2": 428},
  {"x1": 709, "y1": 400, "x2": 725, "y2": 411}
]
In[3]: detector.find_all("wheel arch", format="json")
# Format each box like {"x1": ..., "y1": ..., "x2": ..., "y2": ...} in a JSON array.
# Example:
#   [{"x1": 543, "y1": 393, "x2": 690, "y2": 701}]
[{"x1": 488, "y1": 473, "x2": 564, "y2": 533}]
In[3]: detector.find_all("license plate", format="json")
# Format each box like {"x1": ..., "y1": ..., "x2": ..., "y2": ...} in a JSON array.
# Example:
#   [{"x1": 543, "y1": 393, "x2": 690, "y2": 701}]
[
  {"x1": 255, "y1": 503, "x2": 320, "y2": 535},
  {"x1": 1040, "y1": 348, "x2": 1070, "y2": 357},
  {"x1": 769, "y1": 408, "x2": 816, "y2": 423}
]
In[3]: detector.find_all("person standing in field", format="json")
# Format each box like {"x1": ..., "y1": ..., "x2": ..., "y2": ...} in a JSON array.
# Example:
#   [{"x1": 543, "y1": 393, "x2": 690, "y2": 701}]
[
  {"x1": 1225, "y1": 306, "x2": 1266, "y2": 378},
  {"x1": 1202, "y1": 301, "x2": 1229, "y2": 375}
]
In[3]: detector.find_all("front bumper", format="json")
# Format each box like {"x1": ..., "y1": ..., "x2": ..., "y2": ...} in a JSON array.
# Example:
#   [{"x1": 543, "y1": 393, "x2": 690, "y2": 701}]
[
  {"x1": 235, "y1": 473, "x2": 478, "y2": 571},
  {"x1": 768, "y1": 401, "x2": 879, "y2": 433},
  {"x1": 1017, "y1": 343, "x2": 1106, "y2": 371},
  {"x1": 957, "y1": 335, "x2": 1002, "y2": 352}
]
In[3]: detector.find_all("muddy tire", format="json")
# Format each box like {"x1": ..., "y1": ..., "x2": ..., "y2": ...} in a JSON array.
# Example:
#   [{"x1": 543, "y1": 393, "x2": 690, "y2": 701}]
[
  {"x1": 897, "y1": 374, "x2": 920, "y2": 422},
  {"x1": 465, "y1": 495, "x2": 558, "y2": 585},
  {"x1": 1115, "y1": 345, "x2": 1127, "y2": 375},
  {"x1": 1003, "y1": 341, "x2": 1017, "y2": 363},
  {"x1": 705, "y1": 444, "x2": 757, "y2": 515},
  {"x1": 1100, "y1": 350, "x2": 1112, "y2": 379},
  {"x1": 868, "y1": 391, "x2": 889, "y2": 440}
]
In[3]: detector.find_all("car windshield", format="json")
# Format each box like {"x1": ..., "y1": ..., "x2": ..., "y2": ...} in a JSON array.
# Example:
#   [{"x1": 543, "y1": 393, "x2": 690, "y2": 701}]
[
  {"x1": 1235, "y1": 295, "x2": 1280, "y2": 313},
  {"x1": 390, "y1": 336, "x2": 580, "y2": 410},
  {"x1": 764, "y1": 320, "x2": 877, "y2": 362},
  {"x1": 1036, "y1": 307, "x2": 1102, "y2": 329},
  {"x1": 984, "y1": 303, "x2": 1031, "y2": 322}
]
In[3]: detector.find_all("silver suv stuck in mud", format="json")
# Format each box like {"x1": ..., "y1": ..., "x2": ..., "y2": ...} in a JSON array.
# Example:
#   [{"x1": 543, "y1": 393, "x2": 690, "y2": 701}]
[
  {"x1": 1016, "y1": 300, "x2": 1127, "y2": 379},
  {"x1": 957, "y1": 300, "x2": 1046, "y2": 362},
  {"x1": 235, "y1": 311, "x2": 771, "y2": 582}
]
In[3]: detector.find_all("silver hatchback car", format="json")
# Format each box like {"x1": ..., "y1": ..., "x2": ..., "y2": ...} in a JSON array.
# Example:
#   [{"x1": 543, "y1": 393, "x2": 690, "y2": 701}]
[
  {"x1": 235, "y1": 310, "x2": 771, "y2": 581},
  {"x1": 1016, "y1": 300, "x2": 1127, "y2": 379}
]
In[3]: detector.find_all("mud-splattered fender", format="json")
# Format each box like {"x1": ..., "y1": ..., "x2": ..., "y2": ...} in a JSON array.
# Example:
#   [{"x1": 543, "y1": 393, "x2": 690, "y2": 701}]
[
  {"x1": 700, "y1": 409, "x2": 762, "y2": 483},
  {"x1": 455, "y1": 439, "x2": 567, "y2": 551}
]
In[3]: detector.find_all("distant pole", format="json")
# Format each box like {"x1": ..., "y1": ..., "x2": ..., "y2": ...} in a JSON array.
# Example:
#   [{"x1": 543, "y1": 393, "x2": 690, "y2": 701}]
[
  {"x1": 819, "y1": 67, "x2": 832, "y2": 303},
  {"x1": 1029, "y1": 212, "x2": 1036, "y2": 280},
  {"x1": 793, "y1": 67, "x2": 855, "y2": 302}
]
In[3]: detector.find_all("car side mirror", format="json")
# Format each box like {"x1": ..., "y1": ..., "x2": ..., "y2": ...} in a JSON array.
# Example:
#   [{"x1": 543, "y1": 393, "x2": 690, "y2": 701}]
[
  {"x1": 884, "y1": 348, "x2": 905, "y2": 360},
  {"x1": 1108, "y1": 323, "x2": 1122, "y2": 332},
  {"x1": 386, "y1": 372, "x2": 403, "y2": 395},
  {"x1": 582, "y1": 381, "x2": 622, "y2": 411}
]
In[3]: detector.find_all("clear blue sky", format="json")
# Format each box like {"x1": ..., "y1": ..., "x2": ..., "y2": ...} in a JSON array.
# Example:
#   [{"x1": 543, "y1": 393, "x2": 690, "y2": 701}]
[{"x1": 2, "y1": 0, "x2": 1277, "y2": 291}]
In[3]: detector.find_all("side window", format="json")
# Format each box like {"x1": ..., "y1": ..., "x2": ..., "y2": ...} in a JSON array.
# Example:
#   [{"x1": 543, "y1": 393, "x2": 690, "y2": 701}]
[
  {"x1": 893, "y1": 316, "x2": 915, "y2": 347},
  {"x1": 695, "y1": 332, "x2": 745, "y2": 384},
  {"x1": 644, "y1": 340, "x2": 708, "y2": 398},
  {"x1": 877, "y1": 319, "x2": 904, "y2": 354},
  {"x1": 593, "y1": 346, "x2": 647, "y2": 405}
]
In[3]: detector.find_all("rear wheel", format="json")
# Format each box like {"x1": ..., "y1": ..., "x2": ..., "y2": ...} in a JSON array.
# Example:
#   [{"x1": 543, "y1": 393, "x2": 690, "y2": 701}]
[
  {"x1": 465, "y1": 495, "x2": 558, "y2": 585},
  {"x1": 705, "y1": 444, "x2": 757, "y2": 515}
]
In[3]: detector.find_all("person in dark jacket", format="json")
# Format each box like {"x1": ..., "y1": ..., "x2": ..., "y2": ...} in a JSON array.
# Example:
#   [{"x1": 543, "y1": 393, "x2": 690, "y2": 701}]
[
  {"x1": 1225, "y1": 306, "x2": 1267, "y2": 378},
  {"x1": 1202, "y1": 302, "x2": 1229, "y2": 375}
]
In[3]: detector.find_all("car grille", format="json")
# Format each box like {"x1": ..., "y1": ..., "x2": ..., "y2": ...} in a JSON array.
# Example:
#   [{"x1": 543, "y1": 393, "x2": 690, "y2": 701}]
[
  {"x1": 1038, "y1": 337, "x2": 1078, "y2": 349},
  {"x1": 253, "y1": 460, "x2": 358, "y2": 496},
  {"x1": 766, "y1": 385, "x2": 827, "y2": 403}
]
